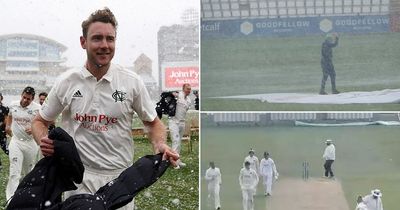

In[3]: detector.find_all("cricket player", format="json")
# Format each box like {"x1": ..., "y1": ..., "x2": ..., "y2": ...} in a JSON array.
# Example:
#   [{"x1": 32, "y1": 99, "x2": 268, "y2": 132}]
[
  {"x1": 38, "y1": 92, "x2": 48, "y2": 105},
  {"x1": 322, "y1": 139, "x2": 335, "y2": 178},
  {"x1": 244, "y1": 149, "x2": 259, "y2": 194},
  {"x1": 205, "y1": 161, "x2": 222, "y2": 210},
  {"x1": 169, "y1": 83, "x2": 192, "y2": 169},
  {"x1": 355, "y1": 195, "x2": 369, "y2": 210},
  {"x1": 259, "y1": 152, "x2": 278, "y2": 196},
  {"x1": 5, "y1": 86, "x2": 41, "y2": 200},
  {"x1": 244, "y1": 149, "x2": 259, "y2": 173},
  {"x1": 363, "y1": 189, "x2": 383, "y2": 210},
  {"x1": 31, "y1": 8, "x2": 178, "y2": 210},
  {"x1": 320, "y1": 32, "x2": 340, "y2": 95},
  {"x1": 239, "y1": 161, "x2": 259, "y2": 210}
]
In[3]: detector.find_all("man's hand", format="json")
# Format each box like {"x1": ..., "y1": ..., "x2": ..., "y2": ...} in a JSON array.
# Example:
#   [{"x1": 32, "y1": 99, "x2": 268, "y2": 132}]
[
  {"x1": 25, "y1": 127, "x2": 32, "y2": 135},
  {"x1": 157, "y1": 143, "x2": 179, "y2": 167},
  {"x1": 40, "y1": 137, "x2": 54, "y2": 156},
  {"x1": 5, "y1": 126, "x2": 12, "y2": 137},
  {"x1": 332, "y1": 32, "x2": 339, "y2": 39}
]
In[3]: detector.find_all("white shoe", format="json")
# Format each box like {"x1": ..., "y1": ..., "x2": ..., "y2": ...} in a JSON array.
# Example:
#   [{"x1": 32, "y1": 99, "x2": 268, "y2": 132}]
[
  {"x1": 178, "y1": 162, "x2": 186, "y2": 167},
  {"x1": 174, "y1": 165, "x2": 181, "y2": 169}
]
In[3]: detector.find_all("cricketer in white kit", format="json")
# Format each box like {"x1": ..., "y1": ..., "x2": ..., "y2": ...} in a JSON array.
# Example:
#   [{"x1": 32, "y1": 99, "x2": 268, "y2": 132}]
[
  {"x1": 239, "y1": 161, "x2": 259, "y2": 210},
  {"x1": 205, "y1": 161, "x2": 222, "y2": 210},
  {"x1": 259, "y1": 152, "x2": 278, "y2": 196},
  {"x1": 168, "y1": 83, "x2": 191, "y2": 168},
  {"x1": 244, "y1": 149, "x2": 259, "y2": 194},
  {"x1": 5, "y1": 87, "x2": 40, "y2": 200},
  {"x1": 355, "y1": 195, "x2": 369, "y2": 210},
  {"x1": 244, "y1": 149, "x2": 259, "y2": 173},
  {"x1": 31, "y1": 8, "x2": 178, "y2": 210}
]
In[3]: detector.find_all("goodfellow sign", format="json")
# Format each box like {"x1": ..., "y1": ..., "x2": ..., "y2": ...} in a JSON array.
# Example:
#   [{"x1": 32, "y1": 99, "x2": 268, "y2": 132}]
[
  {"x1": 201, "y1": 15, "x2": 390, "y2": 39},
  {"x1": 162, "y1": 62, "x2": 199, "y2": 91}
]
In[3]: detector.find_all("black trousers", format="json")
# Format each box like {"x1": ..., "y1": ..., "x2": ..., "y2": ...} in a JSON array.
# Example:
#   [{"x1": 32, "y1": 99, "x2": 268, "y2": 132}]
[
  {"x1": 320, "y1": 60, "x2": 337, "y2": 92},
  {"x1": 0, "y1": 134, "x2": 8, "y2": 166},
  {"x1": 324, "y1": 159, "x2": 334, "y2": 177}
]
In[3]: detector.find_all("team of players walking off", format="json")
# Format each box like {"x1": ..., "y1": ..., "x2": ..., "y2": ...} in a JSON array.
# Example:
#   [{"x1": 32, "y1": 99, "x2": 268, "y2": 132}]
[{"x1": 206, "y1": 149, "x2": 279, "y2": 210}]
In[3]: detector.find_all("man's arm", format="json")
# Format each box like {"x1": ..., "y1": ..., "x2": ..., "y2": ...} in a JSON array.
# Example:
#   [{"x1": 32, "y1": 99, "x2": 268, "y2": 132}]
[
  {"x1": 328, "y1": 35, "x2": 339, "y2": 48},
  {"x1": 238, "y1": 170, "x2": 243, "y2": 188},
  {"x1": 143, "y1": 117, "x2": 179, "y2": 166},
  {"x1": 256, "y1": 158, "x2": 260, "y2": 173},
  {"x1": 5, "y1": 114, "x2": 12, "y2": 136},
  {"x1": 217, "y1": 169, "x2": 222, "y2": 184},
  {"x1": 254, "y1": 170, "x2": 259, "y2": 185},
  {"x1": 204, "y1": 169, "x2": 212, "y2": 181},
  {"x1": 32, "y1": 114, "x2": 54, "y2": 156}
]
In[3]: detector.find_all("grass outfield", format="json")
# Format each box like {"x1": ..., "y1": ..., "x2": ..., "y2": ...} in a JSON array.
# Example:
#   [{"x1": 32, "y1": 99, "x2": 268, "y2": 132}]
[
  {"x1": 200, "y1": 125, "x2": 400, "y2": 210},
  {"x1": 201, "y1": 33, "x2": 400, "y2": 111},
  {"x1": 0, "y1": 138, "x2": 199, "y2": 210}
]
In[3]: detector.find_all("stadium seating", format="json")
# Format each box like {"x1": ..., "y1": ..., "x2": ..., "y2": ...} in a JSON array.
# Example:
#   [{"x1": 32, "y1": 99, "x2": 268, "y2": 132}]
[{"x1": 201, "y1": 0, "x2": 391, "y2": 20}]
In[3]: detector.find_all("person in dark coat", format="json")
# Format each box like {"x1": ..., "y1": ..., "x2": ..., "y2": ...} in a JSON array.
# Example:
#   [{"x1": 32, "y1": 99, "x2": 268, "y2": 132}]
[
  {"x1": 0, "y1": 93, "x2": 10, "y2": 163},
  {"x1": 193, "y1": 90, "x2": 199, "y2": 111},
  {"x1": 51, "y1": 153, "x2": 170, "y2": 210},
  {"x1": 320, "y1": 33, "x2": 340, "y2": 95},
  {"x1": 6, "y1": 127, "x2": 84, "y2": 209},
  {"x1": 7, "y1": 127, "x2": 170, "y2": 210}
]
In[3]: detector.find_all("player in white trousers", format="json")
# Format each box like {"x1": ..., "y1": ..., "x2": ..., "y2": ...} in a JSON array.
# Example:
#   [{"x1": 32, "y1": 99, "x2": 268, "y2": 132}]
[
  {"x1": 244, "y1": 149, "x2": 259, "y2": 173},
  {"x1": 205, "y1": 161, "x2": 222, "y2": 210},
  {"x1": 363, "y1": 189, "x2": 383, "y2": 210},
  {"x1": 239, "y1": 161, "x2": 259, "y2": 210},
  {"x1": 169, "y1": 83, "x2": 191, "y2": 169},
  {"x1": 244, "y1": 149, "x2": 259, "y2": 195},
  {"x1": 5, "y1": 87, "x2": 40, "y2": 200},
  {"x1": 259, "y1": 152, "x2": 278, "y2": 196}
]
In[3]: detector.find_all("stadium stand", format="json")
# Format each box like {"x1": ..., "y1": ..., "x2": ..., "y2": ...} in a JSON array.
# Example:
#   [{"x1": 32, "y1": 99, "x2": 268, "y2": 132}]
[
  {"x1": 201, "y1": 0, "x2": 391, "y2": 20},
  {"x1": 390, "y1": 0, "x2": 400, "y2": 31}
]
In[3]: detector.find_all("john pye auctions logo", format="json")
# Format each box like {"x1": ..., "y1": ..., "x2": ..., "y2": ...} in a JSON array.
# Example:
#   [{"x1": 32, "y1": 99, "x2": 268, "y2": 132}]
[{"x1": 74, "y1": 113, "x2": 118, "y2": 125}]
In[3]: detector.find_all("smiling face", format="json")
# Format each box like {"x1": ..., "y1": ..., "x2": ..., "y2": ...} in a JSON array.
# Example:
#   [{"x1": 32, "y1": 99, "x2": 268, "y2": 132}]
[
  {"x1": 20, "y1": 93, "x2": 34, "y2": 108},
  {"x1": 80, "y1": 22, "x2": 116, "y2": 69}
]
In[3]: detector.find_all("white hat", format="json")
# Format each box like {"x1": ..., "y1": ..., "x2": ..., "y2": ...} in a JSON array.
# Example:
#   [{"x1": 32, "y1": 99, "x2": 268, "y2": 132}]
[
  {"x1": 249, "y1": 148, "x2": 255, "y2": 153},
  {"x1": 326, "y1": 139, "x2": 333, "y2": 143},
  {"x1": 371, "y1": 189, "x2": 382, "y2": 197}
]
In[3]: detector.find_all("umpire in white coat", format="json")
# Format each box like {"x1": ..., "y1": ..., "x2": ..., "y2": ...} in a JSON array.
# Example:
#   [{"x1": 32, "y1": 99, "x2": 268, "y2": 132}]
[
  {"x1": 322, "y1": 139, "x2": 335, "y2": 178},
  {"x1": 363, "y1": 189, "x2": 384, "y2": 210}
]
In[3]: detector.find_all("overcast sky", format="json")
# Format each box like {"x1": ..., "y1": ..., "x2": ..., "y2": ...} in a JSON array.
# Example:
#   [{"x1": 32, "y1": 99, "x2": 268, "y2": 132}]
[{"x1": 0, "y1": 0, "x2": 198, "y2": 80}]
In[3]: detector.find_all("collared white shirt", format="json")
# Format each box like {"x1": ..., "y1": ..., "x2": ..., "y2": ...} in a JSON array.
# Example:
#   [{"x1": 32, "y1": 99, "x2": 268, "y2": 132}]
[
  {"x1": 239, "y1": 168, "x2": 259, "y2": 190},
  {"x1": 40, "y1": 63, "x2": 157, "y2": 170},
  {"x1": 259, "y1": 158, "x2": 277, "y2": 176},
  {"x1": 244, "y1": 155, "x2": 259, "y2": 173},
  {"x1": 323, "y1": 144, "x2": 336, "y2": 160},
  {"x1": 170, "y1": 91, "x2": 191, "y2": 122},
  {"x1": 363, "y1": 195, "x2": 383, "y2": 210},
  {"x1": 9, "y1": 101, "x2": 40, "y2": 141},
  {"x1": 205, "y1": 167, "x2": 222, "y2": 186}
]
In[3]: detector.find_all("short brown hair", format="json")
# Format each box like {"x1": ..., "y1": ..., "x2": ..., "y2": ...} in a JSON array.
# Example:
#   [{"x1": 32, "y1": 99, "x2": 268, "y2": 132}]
[
  {"x1": 81, "y1": 7, "x2": 118, "y2": 38},
  {"x1": 39, "y1": 92, "x2": 48, "y2": 97},
  {"x1": 22, "y1": 86, "x2": 35, "y2": 98}
]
